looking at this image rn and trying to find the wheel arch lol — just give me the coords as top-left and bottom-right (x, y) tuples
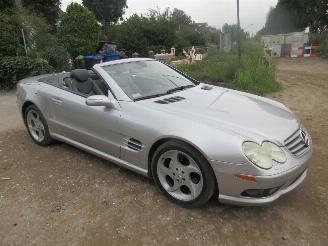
(22, 101), (35, 125)
(147, 136), (219, 200)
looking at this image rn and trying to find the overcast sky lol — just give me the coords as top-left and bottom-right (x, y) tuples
(61, 0), (278, 34)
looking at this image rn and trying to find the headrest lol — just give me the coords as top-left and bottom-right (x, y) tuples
(70, 69), (90, 82)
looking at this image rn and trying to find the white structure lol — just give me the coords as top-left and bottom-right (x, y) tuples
(220, 33), (232, 52)
(262, 32), (309, 57)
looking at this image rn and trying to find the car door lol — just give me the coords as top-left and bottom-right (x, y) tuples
(49, 86), (122, 158)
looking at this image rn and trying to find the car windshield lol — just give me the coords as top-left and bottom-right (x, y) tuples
(102, 60), (195, 100)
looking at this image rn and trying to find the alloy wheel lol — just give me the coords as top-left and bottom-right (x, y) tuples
(26, 109), (45, 142)
(157, 150), (204, 201)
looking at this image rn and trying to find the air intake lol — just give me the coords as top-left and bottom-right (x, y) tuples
(154, 96), (185, 104)
(125, 138), (143, 151)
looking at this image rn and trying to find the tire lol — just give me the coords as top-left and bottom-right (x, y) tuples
(24, 104), (54, 146)
(151, 140), (216, 208)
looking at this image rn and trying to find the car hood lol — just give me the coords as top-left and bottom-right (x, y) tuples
(138, 84), (299, 145)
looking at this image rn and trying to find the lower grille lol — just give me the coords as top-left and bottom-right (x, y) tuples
(284, 127), (310, 157)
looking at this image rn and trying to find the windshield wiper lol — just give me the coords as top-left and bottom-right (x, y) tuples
(166, 85), (194, 94)
(135, 85), (194, 101)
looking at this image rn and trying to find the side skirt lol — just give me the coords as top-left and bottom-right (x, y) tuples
(51, 133), (149, 177)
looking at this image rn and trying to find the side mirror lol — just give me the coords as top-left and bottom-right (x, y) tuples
(86, 95), (113, 107)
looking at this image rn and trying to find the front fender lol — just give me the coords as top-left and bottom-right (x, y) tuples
(150, 123), (248, 164)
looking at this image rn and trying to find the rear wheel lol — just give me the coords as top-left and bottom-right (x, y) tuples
(151, 140), (216, 207)
(25, 105), (54, 146)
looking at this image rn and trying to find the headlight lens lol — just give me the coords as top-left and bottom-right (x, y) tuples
(261, 142), (287, 163)
(242, 141), (286, 169)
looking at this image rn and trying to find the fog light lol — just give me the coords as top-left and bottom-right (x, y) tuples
(241, 187), (280, 198)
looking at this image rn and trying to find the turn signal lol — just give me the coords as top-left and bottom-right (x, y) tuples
(234, 174), (257, 183)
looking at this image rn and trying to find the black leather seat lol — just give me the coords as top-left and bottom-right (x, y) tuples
(70, 69), (104, 96)
(93, 79), (108, 96)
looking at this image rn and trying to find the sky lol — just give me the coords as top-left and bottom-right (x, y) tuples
(61, 0), (278, 34)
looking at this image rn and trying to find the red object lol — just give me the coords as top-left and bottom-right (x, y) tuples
(285, 47), (292, 58)
(297, 47), (304, 58)
(311, 46), (320, 57)
(234, 174), (257, 183)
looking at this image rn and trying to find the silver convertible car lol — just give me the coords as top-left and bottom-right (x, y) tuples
(16, 58), (312, 207)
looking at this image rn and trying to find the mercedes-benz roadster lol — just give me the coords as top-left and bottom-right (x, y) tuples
(16, 58), (312, 207)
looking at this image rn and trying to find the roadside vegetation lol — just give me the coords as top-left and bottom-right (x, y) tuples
(177, 40), (280, 95)
(314, 33), (328, 58)
(233, 41), (279, 94)
(176, 52), (238, 83)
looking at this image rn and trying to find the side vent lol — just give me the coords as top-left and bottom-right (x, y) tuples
(154, 96), (185, 104)
(125, 138), (143, 151)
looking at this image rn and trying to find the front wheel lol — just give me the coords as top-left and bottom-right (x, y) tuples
(151, 140), (216, 208)
(25, 105), (54, 146)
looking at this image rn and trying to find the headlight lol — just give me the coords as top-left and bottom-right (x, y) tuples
(242, 141), (287, 169)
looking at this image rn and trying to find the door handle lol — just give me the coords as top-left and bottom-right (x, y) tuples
(51, 97), (63, 105)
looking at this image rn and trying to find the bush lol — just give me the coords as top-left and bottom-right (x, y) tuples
(319, 39), (328, 58)
(0, 11), (23, 56)
(20, 13), (71, 71)
(196, 47), (207, 54)
(0, 56), (53, 89)
(233, 42), (280, 95)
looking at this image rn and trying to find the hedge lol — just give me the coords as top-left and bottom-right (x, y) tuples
(0, 56), (53, 89)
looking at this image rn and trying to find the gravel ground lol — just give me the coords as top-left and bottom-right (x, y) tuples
(0, 58), (328, 246)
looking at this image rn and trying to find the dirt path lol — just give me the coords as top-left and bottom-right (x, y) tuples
(0, 58), (328, 246)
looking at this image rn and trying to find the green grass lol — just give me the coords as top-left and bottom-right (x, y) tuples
(233, 42), (280, 94)
(319, 39), (328, 58)
(176, 52), (238, 83)
(176, 41), (281, 95)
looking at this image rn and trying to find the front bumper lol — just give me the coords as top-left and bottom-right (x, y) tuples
(210, 149), (312, 206)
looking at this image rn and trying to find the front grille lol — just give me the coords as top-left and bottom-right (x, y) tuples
(284, 128), (310, 157)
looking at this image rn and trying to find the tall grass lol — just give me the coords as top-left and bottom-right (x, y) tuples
(176, 52), (238, 83)
(233, 42), (280, 95)
(319, 39), (328, 58)
(175, 40), (280, 95)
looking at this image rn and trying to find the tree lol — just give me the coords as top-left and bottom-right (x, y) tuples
(20, 13), (70, 71)
(170, 8), (192, 30)
(82, 0), (127, 25)
(106, 8), (213, 54)
(261, 0), (327, 34)
(113, 15), (148, 55)
(261, 5), (305, 35)
(0, 0), (15, 11)
(0, 11), (22, 56)
(305, 0), (328, 33)
(21, 0), (60, 27)
(175, 26), (206, 48)
(222, 23), (247, 42)
(58, 3), (100, 59)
